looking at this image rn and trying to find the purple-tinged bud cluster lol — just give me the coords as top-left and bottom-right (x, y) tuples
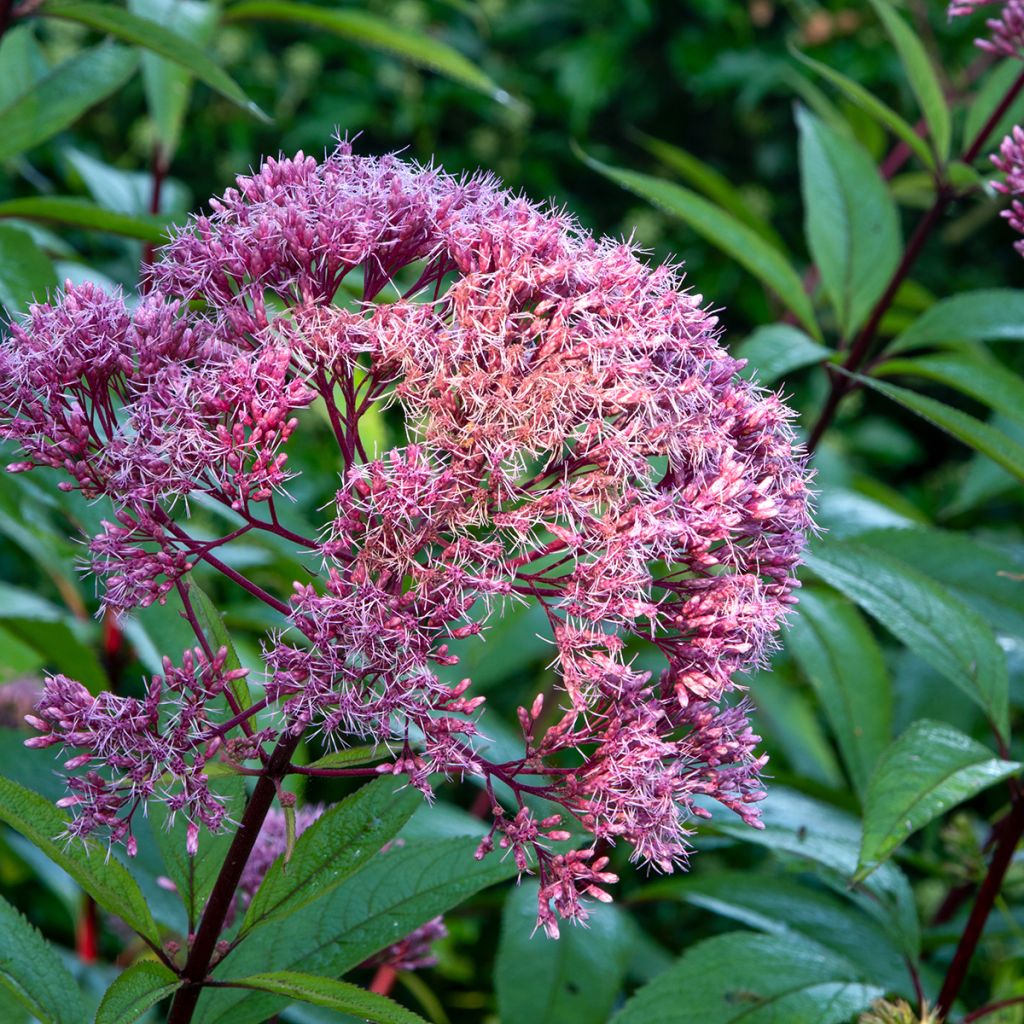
(2, 142), (812, 933)
(949, 0), (1024, 57)
(993, 125), (1024, 255)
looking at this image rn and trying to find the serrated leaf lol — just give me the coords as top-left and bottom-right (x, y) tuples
(0, 197), (171, 241)
(579, 148), (820, 338)
(854, 371), (1024, 483)
(0, 224), (57, 316)
(803, 538), (1009, 738)
(0, 776), (160, 945)
(888, 289), (1024, 352)
(788, 588), (892, 798)
(609, 931), (882, 1024)
(38, 1), (265, 120)
(223, 1), (503, 100)
(867, 0), (950, 161)
(240, 777), (421, 937)
(0, 43), (138, 162)
(194, 836), (518, 1024)
(796, 106), (901, 337)
(304, 746), (385, 771)
(185, 577), (252, 711)
(0, 892), (85, 1024)
(734, 324), (831, 385)
(496, 881), (630, 1024)
(95, 960), (181, 1024)
(857, 720), (1020, 879)
(792, 48), (936, 171)
(230, 972), (427, 1024)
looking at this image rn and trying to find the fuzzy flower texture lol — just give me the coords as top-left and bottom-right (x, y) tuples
(1, 144), (811, 936)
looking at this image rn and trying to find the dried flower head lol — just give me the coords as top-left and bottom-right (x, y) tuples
(2, 141), (812, 933)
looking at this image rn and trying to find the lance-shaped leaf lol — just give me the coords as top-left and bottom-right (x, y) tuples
(239, 777), (421, 937)
(185, 577), (252, 710)
(0, 224), (57, 316)
(0, 197), (171, 241)
(796, 106), (901, 337)
(0, 43), (138, 162)
(95, 960), (182, 1024)
(857, 720), (1020, 880)
(735, 324), (831, 386)
(0, 777), (160, 945)
(803, 538), (1009, 739)
(0, 893), (86, 1024)
(888, 289), (1024, 352)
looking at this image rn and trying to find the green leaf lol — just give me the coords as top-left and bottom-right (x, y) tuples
(185, 577), (252, 711)
(0, 892), (85, 1024)
(609, 931), (881, 1024)
(888, 289), (1024, 352)
(866, 0), (950, 161)
(194, 836), (518, 1024)
(963, 59), (1024, 156)
(0, 197), (171, 242)
(710, 788), (920, 955)
(0, 776), (160, 945)
(854, 371), (1024, 484)
(857, 721), (1019, 880)
(229, 972), (427, 1024)
(645, 872), (911, 993)
(496, 881), (630, 1024)
(129, 0), (219, 161)
(791, 48), (936, 171)
(788, 588), (892, 798)
(634, 132), (786, 250)
(579, 148), (820, 338)
(64, 148), (190, 216)
(304, 746), (386, 771)
(240, 777), (421, 937)
(876, 350), (1024, 425)
(223, 1), (504, 101)
(803, 537), (1009, 738)
(796, 106), (901, 337)
(0, 26), (48, 110)
(0, 224), (57, 316)
(95, 960), (182, 1024)
(734, 324), (831, 386)
(37, 1), (264, 120)
(0, 43), (138, 162)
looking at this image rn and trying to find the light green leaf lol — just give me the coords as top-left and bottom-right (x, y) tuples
(223, 1), (503, 101)
(240, 777), (421, 937)
(857, 720), (1020, 879)
(496, 881), (630, 1024)
(0, 776), (160, 945)
(304, 746), (386, 771)
(609, 931), (881, 1024)
(855, 371), (1024, 483)
(0, 225), (57, 316)
(579, 148), (820, 338)
(734, 324), (831, 385)
(792, 48), (935, 170)
(230, 972), (427, 1024)
(796, 106), (901, 337)
(888, 289), (1024, 352)
(64, 149), (190, 216)
(0, 197), (171, 241)
(803, 537), (1009, 738)
(185, 577), (251, 711)
(38, 1), (264, 120)
(0, 42), (138, 162)
(788, 588), (892, 798)
(95, 960), (182, 1024)
(867, 0), (950, 161)
(0, 893), (85, 1024)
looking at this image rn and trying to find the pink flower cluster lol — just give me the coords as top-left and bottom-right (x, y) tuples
(949, 0), (1024, 57)
(2, 143), (811, 933)
(993, 125), (1024, 255)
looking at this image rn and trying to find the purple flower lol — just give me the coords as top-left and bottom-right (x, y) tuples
(993, 125), (1024, 256)
(949, 0), (1024, 57)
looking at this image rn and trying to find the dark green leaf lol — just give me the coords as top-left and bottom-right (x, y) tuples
(609, 931), (881, 1024)
(496, 881), (630, 1024)
(240, 777), (421, 937)
(185, 577), (252, 710)
(963, 59), (1024, 155)
(734, 324), (831, 385)
(0, 224), (57, 316)
(304, 746), (386, 771)
(0, 893), (85, 1024)
(0, 43), (138, 162)
(0, 197), (171, 242)
(38, 1), (264, 119)
(0, 776), (160, 945)
(0, 25), (47, 111)
(796, 106), (901, 336)
(803, 538), (1009, 738)
(95, 960), (182, 1024)
(788, 588), (892, 798)
(223, 1), (503, 101)
(888, 289), (1024, 352)
(579, 148), (820, 338)
(857, 720), (1020, 879)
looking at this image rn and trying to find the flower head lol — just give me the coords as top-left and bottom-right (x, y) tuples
(949, 0), (1024, 57)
